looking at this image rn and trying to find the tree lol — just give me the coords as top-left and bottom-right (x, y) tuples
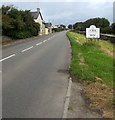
(2, 5), (40, 39)
(60, 24), (66, 29)
(73, 17), (111, 33)
(83, 18), (110, 29)
(101, 26), (112, 34)
(73, 22), (84, 31)
(111, 23), (115, 34)
(68, 24), (72, 29)
(1, 5), (11, 15)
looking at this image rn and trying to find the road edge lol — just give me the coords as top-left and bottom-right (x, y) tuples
(62, 31), (72, 118)
(2, 33), (54, 47)
(62, 77), (72, 118)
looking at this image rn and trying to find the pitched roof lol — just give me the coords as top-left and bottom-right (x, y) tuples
(31, 11), (43, 20)
(31, 12), (39, 19)
(45, 23), (52, 28)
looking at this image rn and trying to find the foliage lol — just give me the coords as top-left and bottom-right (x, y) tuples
(83, 18), (110, 29)
(1, 5), (11, 15)
(15, 31), (32, 39)
(60, 24), (66, 29)
(72, 17), (114, 34)
(2, 5), (40, 39)
(101, 26), (112, 34)
(52, 27), (65, 32)
(73, 22), (84, 30)
(68, 24), (72, 29)
(111, 23), (115, 34)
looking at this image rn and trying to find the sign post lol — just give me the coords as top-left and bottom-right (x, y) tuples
(86, 25), (100, 38)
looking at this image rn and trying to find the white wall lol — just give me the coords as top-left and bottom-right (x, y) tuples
(34, 14), (44, 35)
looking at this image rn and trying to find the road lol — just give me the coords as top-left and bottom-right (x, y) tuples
(2, 31), (71, 118)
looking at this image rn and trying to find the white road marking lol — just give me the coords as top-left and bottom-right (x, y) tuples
(21, 46), (33, 52)
(0, 54), (15, 62)
(36, 42), (42, 46)
(43, 40), (47, 42)
(50, 36), (54, 39)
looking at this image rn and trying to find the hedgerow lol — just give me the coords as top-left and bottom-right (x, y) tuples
(1, 5), (40, 39)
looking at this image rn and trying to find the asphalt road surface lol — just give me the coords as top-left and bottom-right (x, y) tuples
(2, 31), (71, 118)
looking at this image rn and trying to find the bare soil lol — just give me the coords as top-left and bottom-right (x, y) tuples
(84, 81), (114, 118)
(101, 47), (113, 56)
(67, 81), (101, 118)
(67, 80), (114, 118)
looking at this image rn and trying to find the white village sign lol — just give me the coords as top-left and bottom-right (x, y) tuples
(86, 25), (100, 38)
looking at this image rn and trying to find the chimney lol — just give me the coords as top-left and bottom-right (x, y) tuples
(37, 8), (40, 13)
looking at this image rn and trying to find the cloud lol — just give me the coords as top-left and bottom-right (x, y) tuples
(39, 2), (113, 24)
(1, 0), (113, 2)
(2, 2), (113, 25)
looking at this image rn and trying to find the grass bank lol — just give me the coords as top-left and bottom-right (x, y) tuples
(67, 32), (114, 118)
(67, 32), (113, 87)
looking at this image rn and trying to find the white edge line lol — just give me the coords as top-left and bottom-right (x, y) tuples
(21, 46), (33, 52)
(0, 54), (15, 62)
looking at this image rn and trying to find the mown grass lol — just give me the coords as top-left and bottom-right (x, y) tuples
(67, 32), (114, 87)
(71, 32), (113, 51)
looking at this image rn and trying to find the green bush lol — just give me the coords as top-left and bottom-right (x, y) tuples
(15, 31), (32, 39)
(52, 28), (65, 32)
(101, 26), (112, 34)
(111, 23), (115, 34)
(28, 27), (38, 36)
(2, 5), (40, 39)
(33, 23), (40, 34)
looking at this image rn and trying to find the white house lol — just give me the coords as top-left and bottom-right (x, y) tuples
(31, 8), (45, 35)
(45, 23), (52, 34)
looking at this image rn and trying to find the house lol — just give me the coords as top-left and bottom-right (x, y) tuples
(51, 25), (58, 29)
(31, 8), (45, 35)
(45, 22), (52, 34)
(44, 27), (48, 35)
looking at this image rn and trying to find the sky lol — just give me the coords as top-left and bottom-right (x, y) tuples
(1, 0), (114, 26)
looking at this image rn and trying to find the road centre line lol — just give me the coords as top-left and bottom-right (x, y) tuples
(1, 37), (53, 62)
(21, 46), (33, 52)
(36, 42), (42, 46)
(0, 54), (15, 62)
(43, 40), (47, 42)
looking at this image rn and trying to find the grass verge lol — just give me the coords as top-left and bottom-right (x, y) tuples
(67, 32), (114, 118)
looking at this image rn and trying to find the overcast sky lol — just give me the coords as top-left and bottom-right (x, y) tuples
(2, 1), (114, 25)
